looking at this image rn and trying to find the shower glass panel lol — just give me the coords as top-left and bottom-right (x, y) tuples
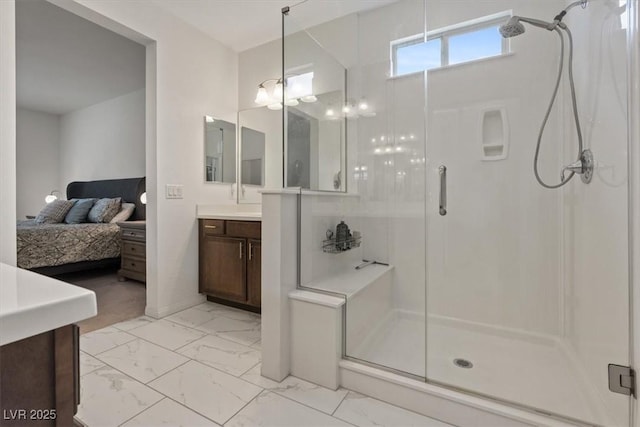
(285, 0), (427, 379)
(286, 0), (632, 425)
(424, 0), (630, 424)
(283, 7), (346, 192)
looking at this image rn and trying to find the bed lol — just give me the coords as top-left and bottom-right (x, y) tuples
(17, 177), (146, 276)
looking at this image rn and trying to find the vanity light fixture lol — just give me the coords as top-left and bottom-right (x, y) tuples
(45, 190), (61, 203)
(273, 79), (284, 99)
(254, 78), (283, 105)
(255, 72), (317, 107)
(254, 85), (269, 104)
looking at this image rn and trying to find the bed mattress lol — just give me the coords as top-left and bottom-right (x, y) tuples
(16, 220), (121, 269)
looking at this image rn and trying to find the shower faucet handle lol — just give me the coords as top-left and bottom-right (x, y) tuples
(560, 149), (594, 184)
(561, 159), (584, 181)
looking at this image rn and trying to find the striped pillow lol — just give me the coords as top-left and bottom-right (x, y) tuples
(35, 199), (76, 224)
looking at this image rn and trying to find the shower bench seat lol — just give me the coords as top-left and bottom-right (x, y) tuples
(288, 263), (394, 390)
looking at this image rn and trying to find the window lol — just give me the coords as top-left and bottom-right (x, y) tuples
(392, 13), (510, 76)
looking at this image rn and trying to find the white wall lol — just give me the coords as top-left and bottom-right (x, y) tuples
(562, 1), (630, 425)
(54, 0), (239, 318)
(16, 108), (60, 219)
(59, 89), (145, 190)
(0, 0), (17, 266)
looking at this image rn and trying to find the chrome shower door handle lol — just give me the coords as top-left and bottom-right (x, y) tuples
(439, 165), (447, 216)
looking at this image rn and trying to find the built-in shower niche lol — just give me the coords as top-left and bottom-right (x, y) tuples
(479, 106), (508, 161)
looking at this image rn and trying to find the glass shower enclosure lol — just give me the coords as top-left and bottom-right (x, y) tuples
(284, 0), (633, 425)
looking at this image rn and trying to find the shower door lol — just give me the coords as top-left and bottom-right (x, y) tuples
(424, 1), (631, 425)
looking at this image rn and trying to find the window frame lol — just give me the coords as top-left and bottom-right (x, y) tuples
(391, 12), (511, 76)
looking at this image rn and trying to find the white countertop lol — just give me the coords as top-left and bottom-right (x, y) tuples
(0, 263), (97, 346)
(196, 204), (262, 221)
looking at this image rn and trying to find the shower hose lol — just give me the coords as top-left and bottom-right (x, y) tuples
(534, 25), (584, 189)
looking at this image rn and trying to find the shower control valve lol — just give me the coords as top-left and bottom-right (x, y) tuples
(561, 149), (593, 184)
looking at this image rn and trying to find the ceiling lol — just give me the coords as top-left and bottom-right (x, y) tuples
(15, 0), (395, 115)
(151, 0), (398, 52)
(16, 0), (145, 115)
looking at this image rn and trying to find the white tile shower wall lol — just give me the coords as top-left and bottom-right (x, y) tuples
(421, 0), (565, 336)
(354, 1), (427, 316)
(299, 194), (363, 286)
(562, 1), (630, 425)
(273, 0), (567, 335)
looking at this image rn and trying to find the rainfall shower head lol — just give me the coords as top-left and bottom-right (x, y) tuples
(499, 16), (525, 38)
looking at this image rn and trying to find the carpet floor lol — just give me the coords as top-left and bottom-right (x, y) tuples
(56, 267), (146, 334)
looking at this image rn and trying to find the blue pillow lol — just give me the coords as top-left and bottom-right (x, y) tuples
(64, 198), (97, 224)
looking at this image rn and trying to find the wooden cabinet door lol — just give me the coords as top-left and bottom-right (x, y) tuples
(247, 239), (261, 307)
(200, 235), (247, 302)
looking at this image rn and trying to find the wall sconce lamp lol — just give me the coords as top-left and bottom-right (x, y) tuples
(140, 192), (147, 205)
(45, 190), (61, 204)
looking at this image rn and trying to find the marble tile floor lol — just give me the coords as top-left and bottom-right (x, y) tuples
(77, 301), (453, 427)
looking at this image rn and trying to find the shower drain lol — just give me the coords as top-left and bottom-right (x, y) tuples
(453, 358), (473, 369)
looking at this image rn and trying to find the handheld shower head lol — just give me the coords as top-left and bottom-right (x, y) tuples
(499, 16), (525, 38)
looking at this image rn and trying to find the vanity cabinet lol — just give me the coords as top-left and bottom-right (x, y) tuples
(0, 324), (80, 427)
(199, 219), (261, 311)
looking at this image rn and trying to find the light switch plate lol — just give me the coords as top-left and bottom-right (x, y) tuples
(165, 184), (184, 199)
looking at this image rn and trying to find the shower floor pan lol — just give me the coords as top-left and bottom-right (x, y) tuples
(348, 310), (609, 425)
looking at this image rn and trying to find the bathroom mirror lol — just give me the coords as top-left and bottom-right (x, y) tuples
(237, 106), (282, 203)
(204, 116), (236, 184)
(286, 90), (345, 191)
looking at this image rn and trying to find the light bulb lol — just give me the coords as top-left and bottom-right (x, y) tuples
(273, 80), (283, 99)
(254, 85), (269, 104)
(45, 194), (58, 203)
(359, 101), (369, 111)
(326, 108), (335, 117)
(267, 103), (283, 110)
(342, 105), (351, 114)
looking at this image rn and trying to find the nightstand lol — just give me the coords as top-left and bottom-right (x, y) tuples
(117, 221), (146, 283)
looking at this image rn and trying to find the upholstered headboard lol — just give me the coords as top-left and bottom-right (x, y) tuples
(66, 177), (146, 220)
